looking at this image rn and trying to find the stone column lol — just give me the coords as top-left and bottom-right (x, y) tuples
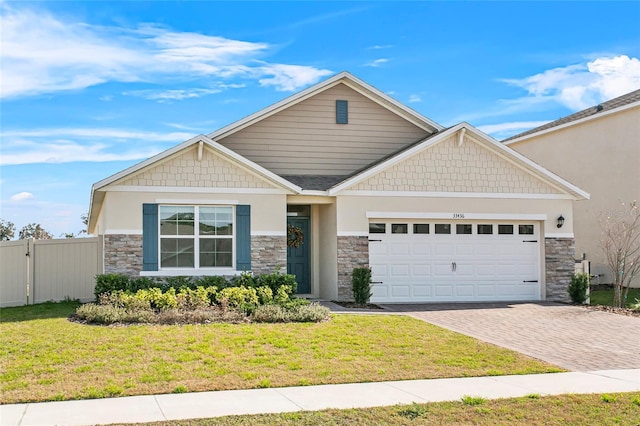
(251, 235), (287, 275)
(104, 234), (143, 276)
(337, 236), (369, 301)
(545, 238), (575, 302)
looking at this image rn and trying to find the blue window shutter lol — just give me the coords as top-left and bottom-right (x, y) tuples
(142, 203), (158, 271)
(236, 205), (251, 271)
(336, 100), (348, 124)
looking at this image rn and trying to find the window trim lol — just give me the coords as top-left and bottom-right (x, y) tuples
(158, 204), (235, 271)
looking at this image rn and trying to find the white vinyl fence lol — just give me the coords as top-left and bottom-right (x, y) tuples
(0, 237), (103, 307)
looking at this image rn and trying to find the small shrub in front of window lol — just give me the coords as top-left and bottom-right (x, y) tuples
(568, 273), (590, 304)
(194, 275), (229, 289)
(94, 273), (131, 299)
(231, 270), (256, 288)
(164, 276), (194, 291)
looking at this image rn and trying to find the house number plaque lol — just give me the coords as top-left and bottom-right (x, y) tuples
(452, 213), (465, 219)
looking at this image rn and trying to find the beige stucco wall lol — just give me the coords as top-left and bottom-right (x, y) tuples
(336, 196), (574, 238)
(318, 202), (338, 300)
(508, 106), (640, 285)
(99, 191), (286, 234)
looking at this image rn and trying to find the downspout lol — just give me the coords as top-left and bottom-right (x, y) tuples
(457, 127), (466, 147)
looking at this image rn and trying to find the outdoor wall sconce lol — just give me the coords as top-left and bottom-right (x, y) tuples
(557, 215), (565, 228)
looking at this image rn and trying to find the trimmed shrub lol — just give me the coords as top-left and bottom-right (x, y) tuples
(568, 273), (589, 304)
(176, 286), (211, 310)
(255, 268), (298, 295)
(75, 303), (154, 324)
(256, 286), (273, 305)
(94, 274), (130, 299)
(216, 286), (259, 313)
(288, 303), (330, 322)
(274, 285), (292, 305)
(252, 303), (330, 323)
(156, 307), (246, 325)
(194, 275), (229, 289)
(230, 271), (256, 288)
(164, 276), (194, 291)
(279, 297), (310, 309)
(127, 276), (157, 292)
(136, 287), (178, 311)
(251, 304), (289, 323)
(352, 267), (372, 304)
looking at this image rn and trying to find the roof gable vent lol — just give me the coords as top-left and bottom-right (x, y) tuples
(336, 100), (348, 124)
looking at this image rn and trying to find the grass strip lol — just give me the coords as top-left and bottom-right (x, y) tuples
(111, 392), (640, 425)
(1, 301), (562, 404)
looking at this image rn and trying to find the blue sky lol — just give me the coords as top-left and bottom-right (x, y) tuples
(1, 1), (639, 237)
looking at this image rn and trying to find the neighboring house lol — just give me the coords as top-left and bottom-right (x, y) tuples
(505, 89), (640, 287)
(88, 72), (588, 303)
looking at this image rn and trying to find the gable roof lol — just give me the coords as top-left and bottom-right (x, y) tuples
(87, 135), (302, 233)
(329, 122), (590, 200)
(208, 71), (444, 141)
(504, 88), (640, 144)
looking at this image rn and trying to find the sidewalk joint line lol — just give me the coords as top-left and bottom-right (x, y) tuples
(272, 388), (306, 411)
(153, 395), (168, 420)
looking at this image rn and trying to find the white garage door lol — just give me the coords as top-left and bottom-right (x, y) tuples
(369, 221), (541, 303)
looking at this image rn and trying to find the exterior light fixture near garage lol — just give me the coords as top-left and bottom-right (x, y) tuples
(557, 215), (565, 228)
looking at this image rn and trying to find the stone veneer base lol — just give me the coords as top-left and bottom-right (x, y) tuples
(337, 236), (369, 301)
(251, 235), (287, 275)
(104, 234), (143, 276)
(545, 237), (575, 303)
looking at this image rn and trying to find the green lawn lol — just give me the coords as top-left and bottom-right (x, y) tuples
(113, 393), (640, 426)
(589, 287), (640, 308)
(0, 301), (562, 404)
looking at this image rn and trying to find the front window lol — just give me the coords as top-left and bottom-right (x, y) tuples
(160, 206), (233, 269)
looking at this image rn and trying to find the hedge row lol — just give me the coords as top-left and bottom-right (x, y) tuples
(94, 270), (298, 299)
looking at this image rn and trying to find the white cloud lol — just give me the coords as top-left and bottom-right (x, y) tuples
(10, 192), (34, 201)
(477, 121), (550, 139)
(367, 45), (393, 50)
(502, 55), (640, 110)
(0, 3), (332, 98)
(408, 94), (422, 103)
(0, 128), (193, 165)
(124, 88), (223, 101)
(364, 58), (389, 68)
(99, 95), (113, 101)
(0, 140), (164, 165)
(1, 128), (192, 142)
(256, 64), (332, 92)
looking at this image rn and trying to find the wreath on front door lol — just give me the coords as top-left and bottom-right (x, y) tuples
(287, 225), (304, 248)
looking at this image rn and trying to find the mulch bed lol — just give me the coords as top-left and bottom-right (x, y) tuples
(331, 301), (384, 310)
(586, 305), (640, 318)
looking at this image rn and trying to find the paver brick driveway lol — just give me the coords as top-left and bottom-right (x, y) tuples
(381, 302), (640, 372)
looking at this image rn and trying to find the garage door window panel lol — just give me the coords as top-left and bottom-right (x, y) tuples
(435, 224), (451, 234)
(456, 224), (472, 235)
(477, 224), (493, 235)
(498, 225), (514, 235)
(413, 224), (430, 234)
(392, 224), (408, 234)
(369, 223), (386, 234)
(519, 225), (535, 235)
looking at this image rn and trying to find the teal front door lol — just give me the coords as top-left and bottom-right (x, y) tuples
(287, 216), (310, 294)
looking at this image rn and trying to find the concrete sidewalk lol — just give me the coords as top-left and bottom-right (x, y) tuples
(2, 369), (638, 426)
